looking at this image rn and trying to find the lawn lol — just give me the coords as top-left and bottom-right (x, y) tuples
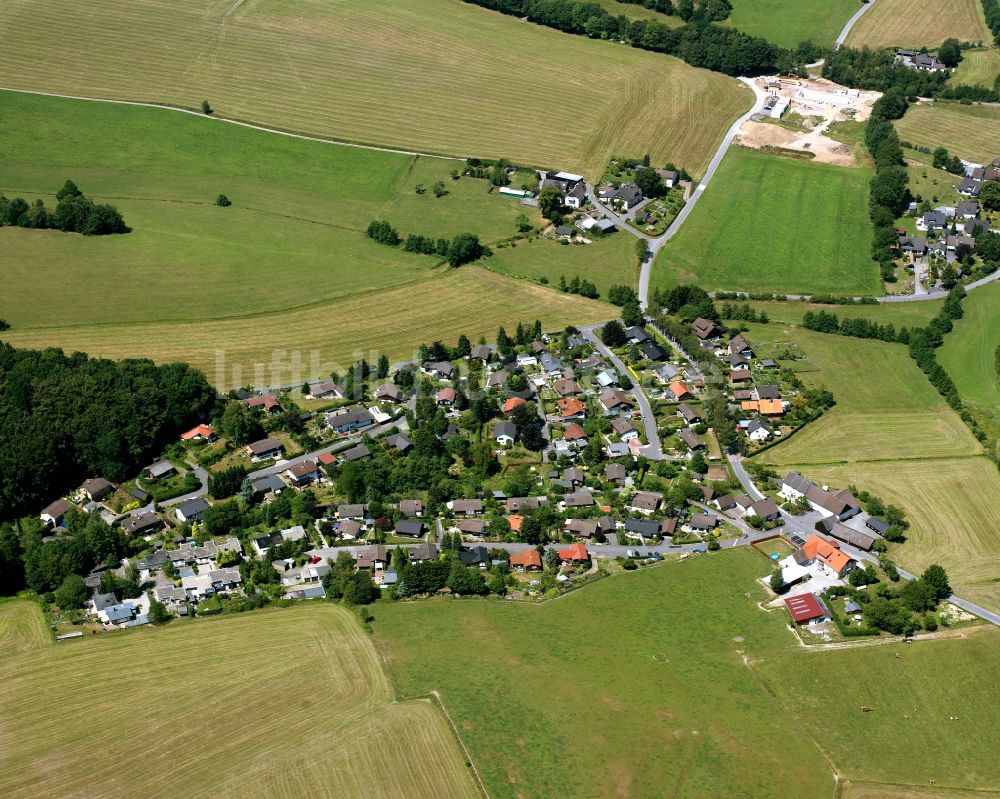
(375, 549), (837, 799)
(653, 147), (878, 296)
(0, 90), (613, 385)
(952, 47), (1000, 87)
(906, 157), (967, 208)
(895, 103), (1000, 165)
(754, 626), (1000, 792)
(0, 601), (479, 799)
(726, 0), (861, 48)
(844, 0), (993, 49)
(939, 279), (1000, 439)
(0, 0), (751, 179)
(488, 231), (640, 297)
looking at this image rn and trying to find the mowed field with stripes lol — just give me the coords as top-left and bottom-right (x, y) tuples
(844, 0), (993, 49)
(0, 601), (479, 799)
(0, 0), (751, 179)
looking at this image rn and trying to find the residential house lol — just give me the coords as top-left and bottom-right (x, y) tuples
(174, 497), (210, 524)
(249, 474), (286, 497)
(598, 389), (632, 416)
(246, 395), (281, 414)
(399, 499), (423, 516)
(494, 420), (517, 446)
(409, 542), (438, 562)
(611, 417), (638, 441)
(470, 344), (493, 361)
(437, 387), (456, 407)
(815, 517), (876, 551)
(326, 408), (374, 434)
(563, 467), (585, 485)
(375, 383), (403, 403)
(601, 182), (643, 210)
(640, 340), (667, 361)
(337, 519), (363, 539)
(356, 545), (389, 571)
(728, 334), (753, 357)
(801, 534), (856, 577)
(181, 423), (216, 442)
(628, 491), (660, 514)
(666, 382), (694, 402)
(384, 433), (413, 453)
(553, 378), (582, 397)
(450, 499), (483, 516)
(563, 423), (588, 446)
(81, 477), (113, 501)
(307, 380), (344, 400)
(778, 472), (815, 502)
(122, 512), (163, 537)
(245, 437), (283, 463)
(459, 546), (491, 568)
(730, 369), (752, 383)
(623, 518), (661, 539)
(457, 519), (487, 536)
(678, 429), (704, 450)
(625, 326), (650, 344)
(540, 352), (564, 375)
(563, 491), (595, 508)
(146, 461), (176, 480)
(557, 543), (589, 563)
(677, 403), (702, 424)
(565, 181), (587, 209)
(40, 498), (74, 527)
(596, 369), (619, 389)
(488, 369), (509, 389)
(687, 513), (718, 532)
(806, 485), (861, 520)
(505, 496), (548, 513)
(337, 503), (367, 520)
(396, 519), (426, 538)
(557, 397), (587, 420)
(959, 178), (981, 197)
(286, 459), (321, 485)
(746, 419), (771, 442)
(503, 397), (526, 415)
(339, 443), (371, 462)
(655, 363), (682, 384)
(749, 498), (781, 521)
(509, 549), (543, 571)
(692, 317), (722, 341)
(423, 360), (453, 378)
(898, 235), (927, 255)
(605, 463), (627, 484)
(714, 494), (737, 512)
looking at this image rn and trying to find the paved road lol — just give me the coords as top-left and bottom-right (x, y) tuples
(835, 0), (877, 48)
(160, 460), (210, 507)
(0, 87), (457, 160)
(726, 454), (1000, 627)
(582, 326), (664, 460)
(247, 418), (408, 479)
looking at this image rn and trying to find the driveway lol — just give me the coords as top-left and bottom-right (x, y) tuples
(160, 460), (210, 507)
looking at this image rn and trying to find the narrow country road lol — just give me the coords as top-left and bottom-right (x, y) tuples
(835, 0), (877, 49)
(160, 460), (210, 507)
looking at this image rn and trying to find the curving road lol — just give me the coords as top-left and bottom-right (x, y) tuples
(835, 0), (878, 49)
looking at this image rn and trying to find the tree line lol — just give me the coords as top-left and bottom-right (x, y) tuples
(366, 220), (485, 267)
(0, 180), (128, 235)
(0, 343), (216, 521)
(982, 0), (1000, 44)
(864, 90), (910, 283)
(459, 0), (810, 76)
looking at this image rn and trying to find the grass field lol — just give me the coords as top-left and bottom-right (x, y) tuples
(895, 103), (1000, 164)
(376, 549), (837, 799)
(489, 232), (639, 297)
(0, 0), (751, 179)
(952, 47), (1000, 87)
(653, 147), (879, 295)
(731, 299), (944, 328)
(0, 601), (479, 799)
(844, 0), (992, 49)
(939, 280), (1000, 439)
(0, 90), (613, 385)
(755, 626), (1000, 792)
(726, 0), (861, 48)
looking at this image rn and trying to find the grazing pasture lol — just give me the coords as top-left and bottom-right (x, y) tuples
(653, 147), (878, 295)
(894, 103), (1000, 165)
(0, 0), (751, 178)
(375, 549), (835, 799)
(844, 0), (992, 49)
(0, 602), (479, 799)
(755, 626), (1000, 792)
(726, 0), (860, 48)
(939, 279), (1000, 439)
(0, 90), (611, 385)
(952, 47), (1000, 87)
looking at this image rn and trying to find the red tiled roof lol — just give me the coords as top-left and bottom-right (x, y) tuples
(563, 423), (587, 441)
(503, 397), (526, 413)
(181, 423), (214, 441)
(510, 549), (542, 569)
(317, 452), (336, 466)
(247, 395), (280, 410)
(558, 397), (587, 417)
(558, 543), (589, 562)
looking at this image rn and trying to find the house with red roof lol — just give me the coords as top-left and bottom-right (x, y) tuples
(437, 387), (457, 406)
(246, 395), (281, 414)
(801, 534), (856, 577)
(181, 423), (216, 442)
(557, 543), (589, 563)
(557, 397), (587, 420)
(509, 549), (543, 571)
(783, 593), (828, 625)
(503, 397), (526, 414)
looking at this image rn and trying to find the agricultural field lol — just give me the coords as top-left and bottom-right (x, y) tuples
(653, 147), (880, 295)
(939, 279), (1000, 439)
(755, 626), (1000, 793)
(0, 602), (479, 799)
(0, 90), (612, 385)
(726, 0), (860, 48)
(0, 0), (752, 179)
(952, 47), (1000, 87)
(375, 549), (836, 799)
(595, 0), (685, 22)
(488, 232), (639, 297)
(895, 103), (1000, 165)
(745, 323), (980, 463)
(729, 298), (944, 329)
(844, 0), (992, 49)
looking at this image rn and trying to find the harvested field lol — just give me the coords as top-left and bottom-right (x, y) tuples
(844, 0), (992, 49)
(952, 47), (1000, 87)
(894, 102), (1000, 164)
(0, 0), (751, 178)
(0, 602), (479, 799)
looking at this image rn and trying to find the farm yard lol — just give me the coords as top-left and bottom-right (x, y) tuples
(843, 0), (993, 49)
(0, 90), (613, 384)
(939, 280), (1000, 440)
(652, 147), (879, 296)
(952, 47), (1000, 87)
(754, 626), (1000, 793)
(894, 103), (1000, 165)
(726, 0), (860, 48)
(0, 601), (479, 799)
(0, 0), (751, 179)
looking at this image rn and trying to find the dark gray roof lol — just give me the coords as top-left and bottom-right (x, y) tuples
(396, 519), (426, 536)
(251, 474), (286, 494)
(175, 497), (210, 518)
(494, 420), (517, 440)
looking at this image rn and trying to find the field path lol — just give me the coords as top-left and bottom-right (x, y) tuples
(0, 87), (458, 161)
(835, 0), (878, 48)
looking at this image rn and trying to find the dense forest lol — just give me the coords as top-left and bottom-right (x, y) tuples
(0, 344), (216, 520)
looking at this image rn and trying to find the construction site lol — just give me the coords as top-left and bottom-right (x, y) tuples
(737, 76), (882, 166)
